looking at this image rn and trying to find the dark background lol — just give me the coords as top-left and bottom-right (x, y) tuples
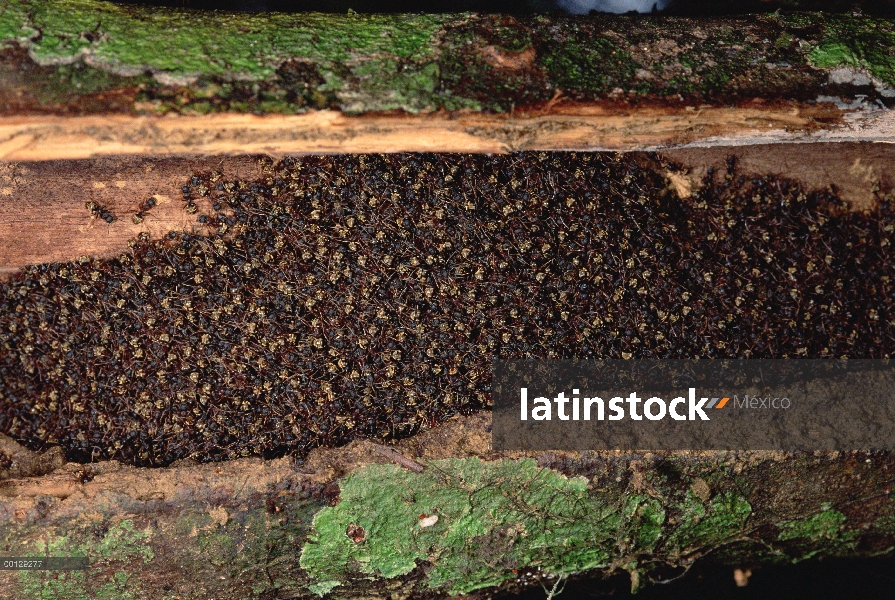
(506, 555), (895, 599)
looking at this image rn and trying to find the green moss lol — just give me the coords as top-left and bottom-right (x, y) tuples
(338, 59), (442, 113)
(20, 572), (91, 600)
(299, 459), (764, 594)
(0, 2), (33, 42)
(303, 459), (610, 594)
(775, 32), (795, 48)
(542, 38), (637, 96)
(301, 458), (753, 595)
(809, 43), (859, 69)
(0, 0), (458, 112)
(491, 27), (533, 54)
(91, 571), (139, 600)
(8, 1), (450, 80)
(93, 520), (154, 562)
(778, 508), (847, 542)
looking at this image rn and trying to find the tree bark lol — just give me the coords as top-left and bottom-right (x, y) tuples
(0, 5), (893, 158)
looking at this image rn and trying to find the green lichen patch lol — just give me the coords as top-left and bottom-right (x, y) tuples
(9, 1), (450, 81)
(776, 507), (860, 561)
(778, 508), (848, 542)
(665, 490), (752, 551)
(2, 0), (457, 113)
(334, 58), (443, 113)
(302, 458), (678, 595)
(16, 519), (153, 600)
(778, 13), (895, 87)
(541, 36), (636, 98)
(0, 2), (34, 43)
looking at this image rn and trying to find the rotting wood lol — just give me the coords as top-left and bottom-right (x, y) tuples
(0, 413), (893, 599)
(0, 103), (886, 162)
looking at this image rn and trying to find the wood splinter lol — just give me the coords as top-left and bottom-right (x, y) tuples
(370, 443), (425, 473)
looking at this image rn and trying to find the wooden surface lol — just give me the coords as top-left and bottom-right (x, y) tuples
(1, 103), (889, 161)
(1, 143), (892, 277)
(0, 156), (261, 276)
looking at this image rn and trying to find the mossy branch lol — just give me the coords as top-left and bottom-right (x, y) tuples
(0, 3), (893, 115)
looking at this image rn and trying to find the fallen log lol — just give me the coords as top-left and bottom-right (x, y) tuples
(1, 413), (893, 599)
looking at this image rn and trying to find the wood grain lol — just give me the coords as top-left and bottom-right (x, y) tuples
(0, 103), (878, 161)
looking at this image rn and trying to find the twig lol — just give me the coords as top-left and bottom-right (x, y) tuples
(370, 443), (425, 473)
(543, 573), (568, 600)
